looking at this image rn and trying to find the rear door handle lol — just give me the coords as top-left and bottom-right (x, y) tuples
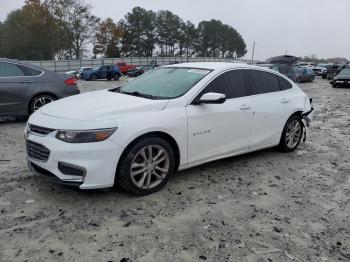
(280, 98), (290, 103)
(240, 104), (251, 110)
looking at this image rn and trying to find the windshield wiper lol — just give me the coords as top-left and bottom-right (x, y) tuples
(109, 86), (122, 92)
(120, 91), (165, 100)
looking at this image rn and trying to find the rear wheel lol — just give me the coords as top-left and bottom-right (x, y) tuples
(113, 74), (120, 81)
(278, 115), (303, 152)
(116, 137), (175, 195)
(29, 94), (55, 114)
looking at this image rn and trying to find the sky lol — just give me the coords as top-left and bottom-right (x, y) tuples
(1, 0), (349, 61)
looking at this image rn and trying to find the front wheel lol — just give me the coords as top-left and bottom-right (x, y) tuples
(278, 115), (303, 152)
(116, 137), (175, 195)
(29, 94), (56, 114)
(90, 74), (98, 81)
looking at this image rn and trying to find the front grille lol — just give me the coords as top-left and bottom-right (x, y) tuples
(26, 140), (50, 162)
(29, 124), (55, 135)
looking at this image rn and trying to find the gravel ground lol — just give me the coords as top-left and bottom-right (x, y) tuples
(0, 77), (349, 262)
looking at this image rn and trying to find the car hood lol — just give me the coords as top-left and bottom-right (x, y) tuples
(334, 75), (350, 80)
(40, 90), (169, 121)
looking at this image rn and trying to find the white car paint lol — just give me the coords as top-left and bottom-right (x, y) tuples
(25, 62), (312, 189)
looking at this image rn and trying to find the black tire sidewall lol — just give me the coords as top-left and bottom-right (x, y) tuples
(279, 115), (303, 152)
(117, 137), (175, 195)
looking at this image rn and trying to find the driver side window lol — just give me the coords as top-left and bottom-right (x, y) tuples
(197, 69), (246, 100)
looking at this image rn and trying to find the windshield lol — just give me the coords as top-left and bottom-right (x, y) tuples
(338, 69), (350, 76)
(119, 67), (211, 99)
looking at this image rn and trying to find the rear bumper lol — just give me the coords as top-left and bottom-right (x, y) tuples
(62, 86), (80, 98)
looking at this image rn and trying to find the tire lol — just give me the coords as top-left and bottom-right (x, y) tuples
(116, 137), (175, 195)
(29, 94), (56, 114)
(322, 75), (326, 79)
(113, 74), (120, 81)
(90, 74), (98, 81)
(278, 115), (303, 152)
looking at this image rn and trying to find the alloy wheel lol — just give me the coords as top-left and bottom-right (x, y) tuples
(33, 96), (54, 111)
(130, 145), (170, 189)
(285, 120), (302, 149)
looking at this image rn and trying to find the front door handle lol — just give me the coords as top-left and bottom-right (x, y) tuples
(280, 98), (290, 103)
(240, 104), (251, 110)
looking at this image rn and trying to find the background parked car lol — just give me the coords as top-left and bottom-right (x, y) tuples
(127, 66), (144, 77)
(257, 63), (297, 82)
(84, 65), (121, 81)
(64, 70), (79, 79)
(126, 65), (155, 77)
(78, 67), (93, 79)
(332, 68), (350, 88)
(326, 63), (349, 80)
(115, 62), (136, 74)
(295, 62), (315, 68)
(312, 63), (331, 76)
(150, 60), (159, 68)
(321, 64), (332, 79)
(294, 67), (315, 83)
(0, 59), (79, 116)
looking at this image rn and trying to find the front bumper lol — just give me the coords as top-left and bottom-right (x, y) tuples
(333, 80), (350, 88)
(25, 131), (124, 189)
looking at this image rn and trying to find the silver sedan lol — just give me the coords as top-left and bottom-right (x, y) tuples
(0, 59), (80, 116)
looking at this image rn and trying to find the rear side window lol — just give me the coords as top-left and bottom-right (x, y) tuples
(245, 70), (280, 95)
(0, 62), (24, 77)
(199, 70), (246, 99)
(18, 65), (42, 76)
(278, 76), (293, 90)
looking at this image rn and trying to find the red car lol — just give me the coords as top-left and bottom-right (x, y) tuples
(115, 62), (136, 74)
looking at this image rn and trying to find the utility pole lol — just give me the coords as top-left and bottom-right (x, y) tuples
(251, 41), (255, 61)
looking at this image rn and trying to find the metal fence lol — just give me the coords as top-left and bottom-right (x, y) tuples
(25, 57), (257, 73)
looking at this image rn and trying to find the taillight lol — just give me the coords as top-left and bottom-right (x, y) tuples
(65, 77), (77, 86)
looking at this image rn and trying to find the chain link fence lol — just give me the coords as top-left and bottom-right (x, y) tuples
(25, 57), (258, 73)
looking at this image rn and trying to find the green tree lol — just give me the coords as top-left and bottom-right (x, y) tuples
(182, 21), (198, 57)
(93, 18), (123, 58)
(45, 0), (100, 58)
(119, 7), (157, 56)
(0, 0), (66, 60)
(156, 10), (183, 57)
(196, 19), (246, 58)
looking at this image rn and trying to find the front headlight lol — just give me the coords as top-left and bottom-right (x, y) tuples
(56, 128), (117, 143)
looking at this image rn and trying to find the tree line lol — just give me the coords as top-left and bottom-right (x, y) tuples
(0, 0), (247, 60)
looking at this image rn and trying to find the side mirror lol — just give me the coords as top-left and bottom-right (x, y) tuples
(194, 92), (226, 105)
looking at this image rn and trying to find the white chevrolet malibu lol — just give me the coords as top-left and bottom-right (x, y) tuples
(25, 63), (313, 195)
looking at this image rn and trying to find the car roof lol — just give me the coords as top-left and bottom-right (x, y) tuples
(0, 58), (48, 72)
(163, 62), (261, 71)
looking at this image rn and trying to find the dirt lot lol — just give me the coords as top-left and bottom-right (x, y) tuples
(0, 77), (349, 262)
